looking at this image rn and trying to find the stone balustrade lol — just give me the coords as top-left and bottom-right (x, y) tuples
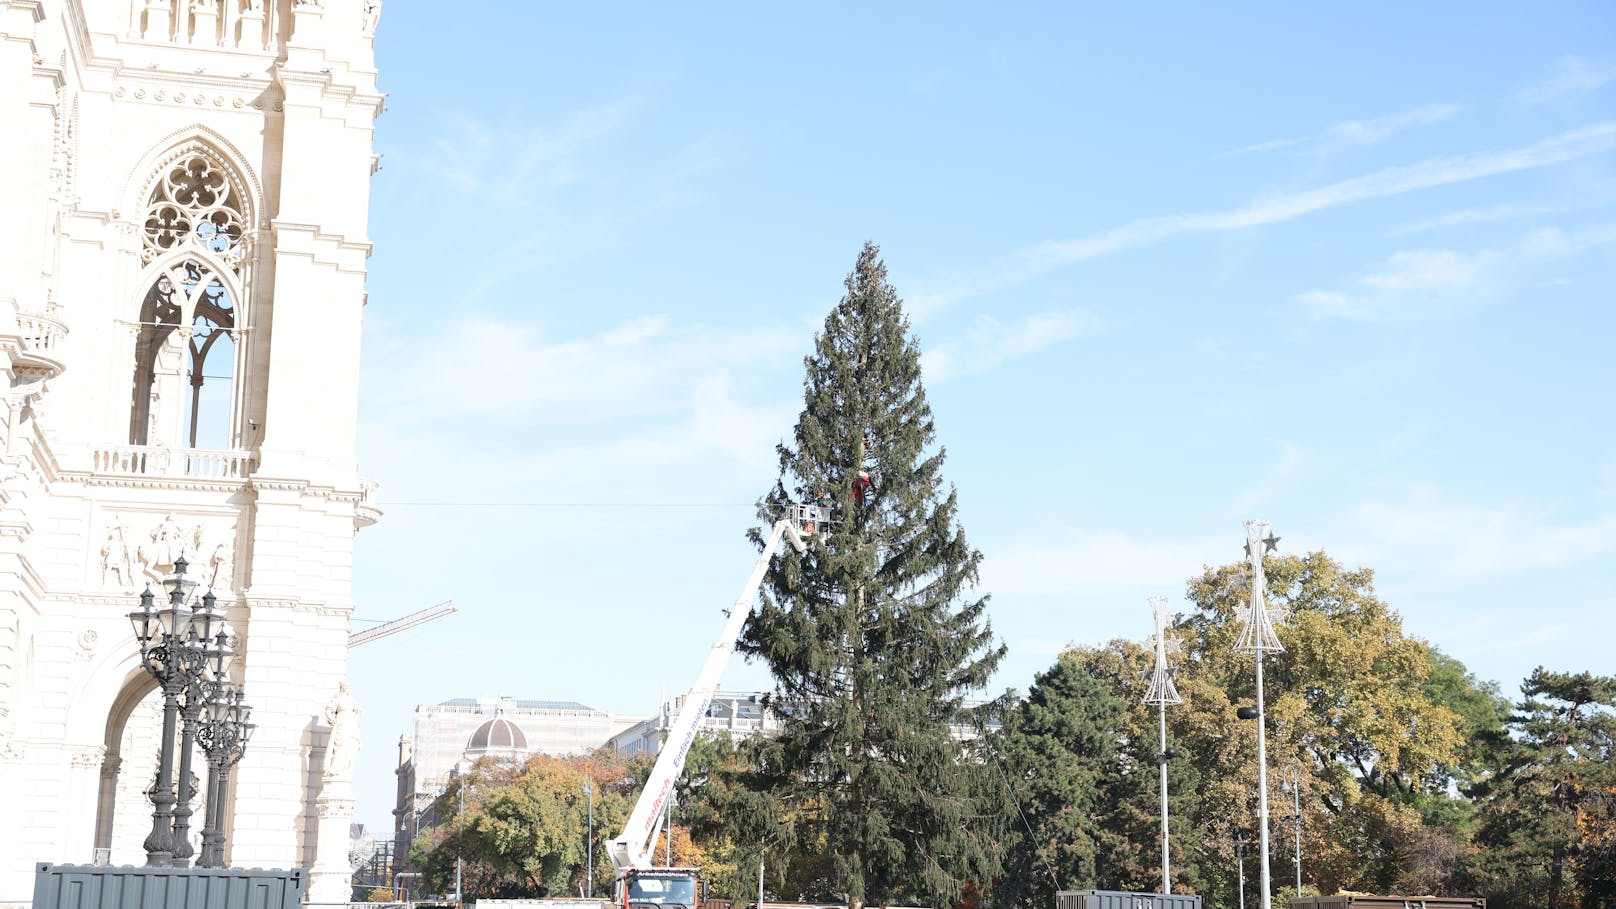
(16, 311), (67, 358)
(93, 445), (257, 480)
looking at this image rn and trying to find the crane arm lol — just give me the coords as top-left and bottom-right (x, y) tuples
(608, 517), (805, 872)
(347, 601), (457, 648)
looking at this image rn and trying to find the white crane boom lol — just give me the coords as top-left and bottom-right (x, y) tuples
(608, 510), (817, 874)
(347, 600), (457, 648)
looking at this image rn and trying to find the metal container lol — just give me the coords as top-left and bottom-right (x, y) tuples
(33, 863), (306, 909)
(1292, 892), (1480, 899)
(1056, 890), (1202, 909)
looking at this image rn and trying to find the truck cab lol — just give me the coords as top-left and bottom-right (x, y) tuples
(619, 868), (701, 909)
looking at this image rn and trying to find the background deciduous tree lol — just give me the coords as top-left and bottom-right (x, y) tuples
(1175, 551), (1467, 898)
(413, 751), (640, 899)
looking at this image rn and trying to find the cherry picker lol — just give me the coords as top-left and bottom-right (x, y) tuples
(605, 503), (828, 909)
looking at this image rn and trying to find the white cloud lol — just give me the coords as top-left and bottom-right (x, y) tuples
(923, 308), (1100, 382)
(1360, 249), (1491, 291)
(1213, 103), (1460, 160)
(1387, 203), (1566, 237)
(391, 95), (644, 205)
(1513, 55), (1616, 106)
(1318, 104), (1462, 153)
(1298, 247), (1497, 319)
(921, 123), (1616, 314)
(1298, 221), (1616, 320)
(1351, 487), (1616, 581)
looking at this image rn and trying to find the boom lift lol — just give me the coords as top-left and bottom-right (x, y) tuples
(606, 503), (828, 909)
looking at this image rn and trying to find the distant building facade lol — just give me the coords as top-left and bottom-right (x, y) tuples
(392, 696), (642, 866)
(607, 690), (778, 758)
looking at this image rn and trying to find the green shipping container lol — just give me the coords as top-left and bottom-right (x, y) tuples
(1056, 890), (1202, 909)
(33, 863), (306, 909)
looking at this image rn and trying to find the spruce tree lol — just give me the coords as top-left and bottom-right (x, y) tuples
(740, 242), (1005, 909)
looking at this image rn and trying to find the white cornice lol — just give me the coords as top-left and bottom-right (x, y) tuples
(56, 470), (253, 494)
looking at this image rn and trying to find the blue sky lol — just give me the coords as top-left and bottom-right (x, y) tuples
(347, 4), (1616, 833)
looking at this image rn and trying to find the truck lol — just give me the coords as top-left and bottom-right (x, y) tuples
(606, 503), (828, 909)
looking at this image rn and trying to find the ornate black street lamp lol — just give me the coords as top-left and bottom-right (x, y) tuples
(197, 680), (253, 868)
(172, 589), (227, 868)
(128, 557), (229, 868)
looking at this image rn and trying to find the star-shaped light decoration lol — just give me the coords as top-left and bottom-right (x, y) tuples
(1143, 596), (1184, 706)
(1234, 520), (1285, 654)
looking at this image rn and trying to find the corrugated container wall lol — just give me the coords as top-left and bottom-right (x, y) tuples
(32, 864), (306, 909)
(1057, 890), (1203, 909)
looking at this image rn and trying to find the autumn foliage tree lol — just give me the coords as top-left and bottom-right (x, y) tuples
(413, 751), (642, 899)
(1173, 551), (1469, 898)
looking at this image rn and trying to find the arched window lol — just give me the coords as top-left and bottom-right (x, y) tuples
(129, 149), (250, 449)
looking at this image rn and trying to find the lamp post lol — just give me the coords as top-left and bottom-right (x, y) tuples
(1233, 520), (1283, 909)
(1142, 596), (1183, 895)
(171, 588), (227, 868)
(584, 777), (594, 898)
(129, 557), (203, 867)
(1236, 831), (1250, 909)
(197, 681), (253, 868)
(1280, 766), (1302, 896)
(456, 779), (464, 907)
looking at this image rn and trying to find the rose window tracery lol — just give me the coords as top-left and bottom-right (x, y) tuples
(139, 153), (248, 273)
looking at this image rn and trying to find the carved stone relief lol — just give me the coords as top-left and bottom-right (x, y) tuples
(101, 514), (236, 591)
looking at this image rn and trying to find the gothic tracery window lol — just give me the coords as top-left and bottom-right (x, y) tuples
(129, 149), (250, 449)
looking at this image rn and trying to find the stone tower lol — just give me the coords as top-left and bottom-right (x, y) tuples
(0, 0), (382, 901)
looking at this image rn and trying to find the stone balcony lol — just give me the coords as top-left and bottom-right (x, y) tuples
(93, 445), (257, 481)
(13, 310), (68, 380)
(355, 477), (382, 528)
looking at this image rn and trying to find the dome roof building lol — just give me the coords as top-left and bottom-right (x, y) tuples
(466, 712), (529, 758)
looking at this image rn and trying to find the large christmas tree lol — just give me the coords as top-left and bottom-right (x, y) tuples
(740, 242), (1005, 909)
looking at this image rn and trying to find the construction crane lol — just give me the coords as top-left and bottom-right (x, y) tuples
(606, 502), (828, 909)
(347, 600), (457, 648)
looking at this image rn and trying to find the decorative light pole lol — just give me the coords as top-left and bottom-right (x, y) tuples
(197, 680), (253, 868)
(1280, 766), (1302, 896)
(171, 588), (227, 868)
(584, 776), (594, 898)
(1142, 595), (1183, 895)
(128, 557), (217, 867)
(456, 779), (464, 907)
(1233, 520), (1283, 909)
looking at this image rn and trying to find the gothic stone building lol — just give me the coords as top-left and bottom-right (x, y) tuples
(0, 0), (382, 902)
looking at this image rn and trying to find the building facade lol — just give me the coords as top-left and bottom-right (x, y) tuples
(606, 689), (778, 758)
(0, 0), (382, 903)
(391, 697), (641, 866)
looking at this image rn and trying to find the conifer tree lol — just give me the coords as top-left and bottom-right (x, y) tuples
(740, 242), (1005, 909)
